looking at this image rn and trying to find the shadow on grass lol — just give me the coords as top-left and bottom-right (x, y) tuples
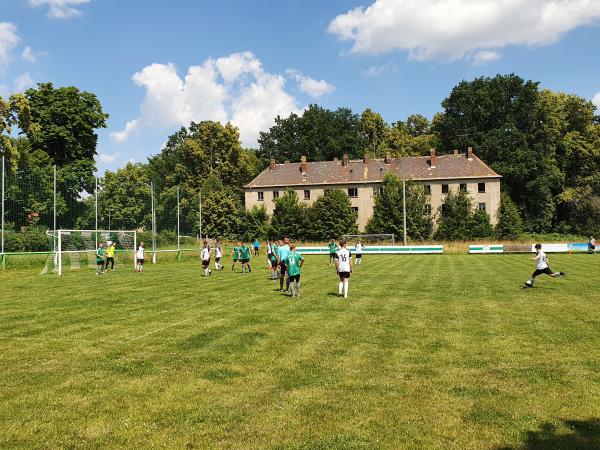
(497, 418), (600, 450)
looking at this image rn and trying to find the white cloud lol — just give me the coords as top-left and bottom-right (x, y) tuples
(287, 69), (335, 98)
(14, 72), (35, 92)
(363, 60), (399, 77)
(29, 0), (91, 19)
(98, 152), (120, 164)
(470, 50), (502, 65)
(22, 46), (37, 63)
(109, 119), (140, 144)
(0, 22), (20, 70)
(593, 93), (600, 108)
(329, 0), (600, 61)
(113, 51), (311, 147)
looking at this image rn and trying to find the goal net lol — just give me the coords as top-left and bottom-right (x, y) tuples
(46, 229), (137, 276)
(342, 234), (395, 245)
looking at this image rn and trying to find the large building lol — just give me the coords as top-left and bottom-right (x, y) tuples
(244, 148), (501, 231)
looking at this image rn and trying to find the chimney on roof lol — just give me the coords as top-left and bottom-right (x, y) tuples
(269, 159), (276, 170)
(333, 156), (339, 162)
(453, 149), (459, 156)
(363, 155), (369, 164)
(428, 148), (437, 168)
(385, 152), (392, 164)
(467, 147), (473, 160)
(342, 153), (349, 167)
(300, 155), (307, 173)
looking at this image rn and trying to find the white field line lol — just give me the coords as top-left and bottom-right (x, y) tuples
(125, 314), (204, 343)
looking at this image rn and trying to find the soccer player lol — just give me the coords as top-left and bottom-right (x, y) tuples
(335, 240), (352, 298)
(266, 239), (276, 280)
(287, 244), (304, 298)
(253, 238), (260, 257)
(355, 240), (363, 265)
(96, 241), (105, 275)
(105, 241), (116, 271)
(277, 237), (291, 292)
(201, 241), (212, 277)
(328, 239), (338, 265)
(589, 236), (596, 254)
(231, 242), (240, 271)
(215, 242), (224, 270)
(524, 244), (566, 288)
(239, 241), (252, 273)
(136, 241), (145, 272)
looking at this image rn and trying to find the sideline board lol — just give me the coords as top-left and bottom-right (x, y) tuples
(470, 243), (590, 254)
(296, 245), (443, 255)
(469, 245), (504, 254)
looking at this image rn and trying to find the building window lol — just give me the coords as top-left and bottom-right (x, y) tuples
(478, 182), (486, 193)
(352, 207), (359, 214)
(425, 204), (432, 215)
(273, 191), (279, 199)
(257, 191), (264, 201)
(460, 183), (467, 192)
(304, 189), (310, 200)
(373, 186), (383, 197)
(348, 187), (358, 198)
(424, 184), (431, 195)
(478, 203), (486, 211)
(442, 184), (449, 194)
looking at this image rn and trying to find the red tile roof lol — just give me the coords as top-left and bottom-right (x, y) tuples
(245, 152), (500, 189)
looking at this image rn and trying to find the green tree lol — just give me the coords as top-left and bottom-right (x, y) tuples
(434, 190), (475, 240)
(360, 108), (388, 157)
(495, 193), (524, 240)
(201, 189), (244, 240)
(270, 190), (308, 240)
(24, 83), (108, 192)
(557, 174), (600, 236)
(436, 74), (562, 232)
(240, 205), (270, 241)
(367, 174), (433, 241)
(0, 94), (37, 166)
(258, 105), (366, 162)
(307, 189), (357, 241)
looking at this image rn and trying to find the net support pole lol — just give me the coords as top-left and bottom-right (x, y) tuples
(151, 181), (156, 264)
(133, 231), (137, 270)
(402, 178), (407, 246)
(1, 155), (4, 256)
(176, 186), (181, 259)
(53, 165), (57, 253)
(95, 177), (98, 247)
(57, 230), (62, 276)
(199, 192), (202, 241)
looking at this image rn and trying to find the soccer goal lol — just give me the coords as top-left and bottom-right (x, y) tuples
(50, 229), (137, 276)
(342, 234), (395, 245)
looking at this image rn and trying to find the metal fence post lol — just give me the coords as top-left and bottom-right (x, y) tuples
(1, 156), (5, 257)
(151, 181), (156, 264)
(176, 186), (180, 258)
(199, 192), (202, 241)
(403, 178), (407, 246)
(95, 177), (98, 246)
(53, 165), (57, 253)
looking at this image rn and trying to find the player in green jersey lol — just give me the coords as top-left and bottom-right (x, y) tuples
(96, 241), (105, 275)
(286, 244), (304, 298)
(328, 239), (338, 265)
(231, 242), (240, 271)
(239, 241), (252, 273)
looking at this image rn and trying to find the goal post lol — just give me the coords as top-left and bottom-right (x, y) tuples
(54, 229), (137, 276)
(342, 234), (395, 245)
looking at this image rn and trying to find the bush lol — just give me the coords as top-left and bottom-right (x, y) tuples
(157, 230), (177, 247)
(3, 231), (24, 252)
(22, 229), (50, 252)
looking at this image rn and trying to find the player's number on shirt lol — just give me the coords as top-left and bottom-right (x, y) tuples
(339, 254), (347, 262)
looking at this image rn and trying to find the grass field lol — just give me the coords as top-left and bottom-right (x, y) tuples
(1, 254), (600, 449)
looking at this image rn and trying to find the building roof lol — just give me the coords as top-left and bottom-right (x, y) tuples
(245, 151), (501, 189)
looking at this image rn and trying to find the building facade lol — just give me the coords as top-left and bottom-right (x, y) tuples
(244, 148), (501, 231)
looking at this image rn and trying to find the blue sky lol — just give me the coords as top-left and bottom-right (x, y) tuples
(1, 0), (600, 174)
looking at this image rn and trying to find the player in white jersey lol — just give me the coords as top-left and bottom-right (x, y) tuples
(201, 241), (212, 277)
(524, 244), (566, 288)
(354, 241), (363, 265)
(335, 240), (352, 298)
(214, 243), (224, 270)
(135, 241), (145, 272)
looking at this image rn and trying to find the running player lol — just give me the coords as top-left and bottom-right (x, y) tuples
(335, 240), (352, 298)
(239, 241), (252, 273)
(136, 241), (145, 272)
(105, 241), (116, 271)
(231, 242), (240, 271)
(328, 239), (338, 265)
(286, 244), (304, 298)
(355, 240), (363, 265)
(96, 241), (105, 275)
(277, 237), (291, 292)
(215, 242), (224, 270)
(253, 238), (260, 256)
(201, 241), (212, 276)
(524, 244), (566, 288)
